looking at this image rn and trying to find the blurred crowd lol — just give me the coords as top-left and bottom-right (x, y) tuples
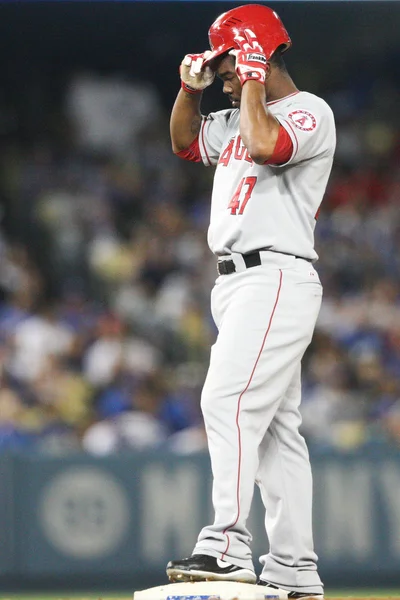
(0, 63), (400, 455)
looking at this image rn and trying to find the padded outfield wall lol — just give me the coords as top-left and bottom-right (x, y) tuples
(0, 446), (400, 592)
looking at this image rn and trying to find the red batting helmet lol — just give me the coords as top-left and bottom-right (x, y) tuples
(204, 4), (291, 67)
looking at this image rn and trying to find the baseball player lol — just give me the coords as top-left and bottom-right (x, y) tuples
(166, 5), (335, 599)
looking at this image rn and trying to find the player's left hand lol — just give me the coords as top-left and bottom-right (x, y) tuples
(230, 29), (268, 86)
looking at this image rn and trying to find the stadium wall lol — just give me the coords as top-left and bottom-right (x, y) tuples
(0, 446), (400, 592)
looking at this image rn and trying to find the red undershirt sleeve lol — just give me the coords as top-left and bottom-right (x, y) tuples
(175, 135), (201, 162)
(264, 125), (293, 165)
(176, 126), (292, 165)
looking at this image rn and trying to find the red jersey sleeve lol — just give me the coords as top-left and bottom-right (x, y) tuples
(175, 136), (201, 162)
(264, 125), (293, 165)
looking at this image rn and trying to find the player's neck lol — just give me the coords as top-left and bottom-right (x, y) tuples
(265, 72), (298, 104)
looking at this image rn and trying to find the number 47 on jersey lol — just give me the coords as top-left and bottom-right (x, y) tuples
(228, 176), (257, 215)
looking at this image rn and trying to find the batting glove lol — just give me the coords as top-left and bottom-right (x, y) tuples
(230, 29), (268, 86)
(180, 51), (215, 94)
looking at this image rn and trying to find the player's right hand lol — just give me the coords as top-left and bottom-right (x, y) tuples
(230, 29), (268, 86)
(180, 51), (215, 94)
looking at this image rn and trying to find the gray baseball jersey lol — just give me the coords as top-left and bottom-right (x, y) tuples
(198, 91), (336, 260)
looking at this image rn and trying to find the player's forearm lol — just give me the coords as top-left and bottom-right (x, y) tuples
(170, 89), (203, 153)
(239, 81), (280, 164)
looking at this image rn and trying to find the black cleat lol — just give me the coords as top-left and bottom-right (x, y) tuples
(166, 554), (257, 583)
(257, 580), (324, 599)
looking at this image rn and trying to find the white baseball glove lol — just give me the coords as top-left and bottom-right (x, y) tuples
(180, 50), (215, 93)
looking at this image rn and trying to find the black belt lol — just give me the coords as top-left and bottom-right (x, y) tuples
(217, 250), (311, 275)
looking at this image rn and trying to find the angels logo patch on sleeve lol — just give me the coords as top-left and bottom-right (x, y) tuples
(288, 110), (317, 132)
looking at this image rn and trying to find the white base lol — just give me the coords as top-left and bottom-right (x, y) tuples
(133, 581), (284, 600)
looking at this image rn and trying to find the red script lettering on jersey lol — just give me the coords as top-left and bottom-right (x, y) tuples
(218, 136), (253, 167)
